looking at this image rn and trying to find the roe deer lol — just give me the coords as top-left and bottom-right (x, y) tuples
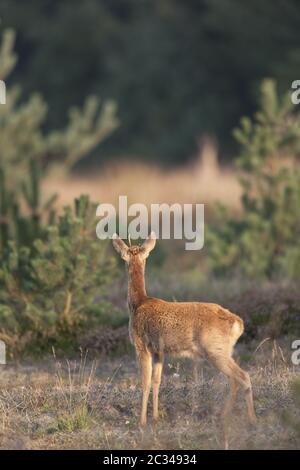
(112, 232), (256, 448)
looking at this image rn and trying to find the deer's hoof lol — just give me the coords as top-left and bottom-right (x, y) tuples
(139, 420), (147, 429)
(249, 414), (258, 427)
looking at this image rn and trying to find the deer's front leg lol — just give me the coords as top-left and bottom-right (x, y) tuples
(152, 352), (163, 422)
(138, 349), (152, 426)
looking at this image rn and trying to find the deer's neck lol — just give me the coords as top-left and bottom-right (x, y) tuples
(127, 260), (147, 312)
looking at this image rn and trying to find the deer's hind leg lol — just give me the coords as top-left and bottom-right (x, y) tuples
(211, 354), (256, 422)
(221, 377), (239, 450)
(208, 352), (256, 449)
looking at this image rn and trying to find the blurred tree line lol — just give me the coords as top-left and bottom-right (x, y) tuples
(1, 0), (300, 164)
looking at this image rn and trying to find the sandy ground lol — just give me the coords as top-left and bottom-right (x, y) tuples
(0, 349), (299, 450)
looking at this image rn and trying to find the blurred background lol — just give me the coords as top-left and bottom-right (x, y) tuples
(0, 0), (300, 451)
(2, 0), (300, 163)
(1, 0), (300, 350)
(2, 0), (300, 218)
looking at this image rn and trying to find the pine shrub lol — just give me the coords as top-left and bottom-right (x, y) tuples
(208, 80), (300, 279)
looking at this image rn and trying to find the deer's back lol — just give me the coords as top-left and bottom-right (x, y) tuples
(131, 297), (244, 357)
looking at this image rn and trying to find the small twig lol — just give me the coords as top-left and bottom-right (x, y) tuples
(253, 337), (271, 355)
(63, 290), (72, 317)
(278, 344), (287, 365)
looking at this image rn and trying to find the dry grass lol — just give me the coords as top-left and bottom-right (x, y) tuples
(0, 344), (299, 450)
(43, 140), (241, 213)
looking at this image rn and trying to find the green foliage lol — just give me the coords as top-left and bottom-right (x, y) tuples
(208, 80), (300, 279)
(0, 159), (57, 253)
(57, 404), (93, 433)
(0, 29), (120, 356)
(0, 195), (117, 355)
(0, 28), (119, 186)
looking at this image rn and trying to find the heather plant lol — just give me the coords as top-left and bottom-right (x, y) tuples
(208, 80), (300, 279)
(281, 377), (300, 437)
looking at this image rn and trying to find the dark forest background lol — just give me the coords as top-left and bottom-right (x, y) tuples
(1, 4), (300, 450)
(2, 0), (300, 165)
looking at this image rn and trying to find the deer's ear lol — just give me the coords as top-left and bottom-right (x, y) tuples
(141, 231), (156, 258)
(112, 234), (129, 261)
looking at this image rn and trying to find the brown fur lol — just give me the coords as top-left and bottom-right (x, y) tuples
(112, 233), (256, 448)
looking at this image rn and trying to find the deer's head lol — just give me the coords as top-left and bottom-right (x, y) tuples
(112, 232), (156, 267)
